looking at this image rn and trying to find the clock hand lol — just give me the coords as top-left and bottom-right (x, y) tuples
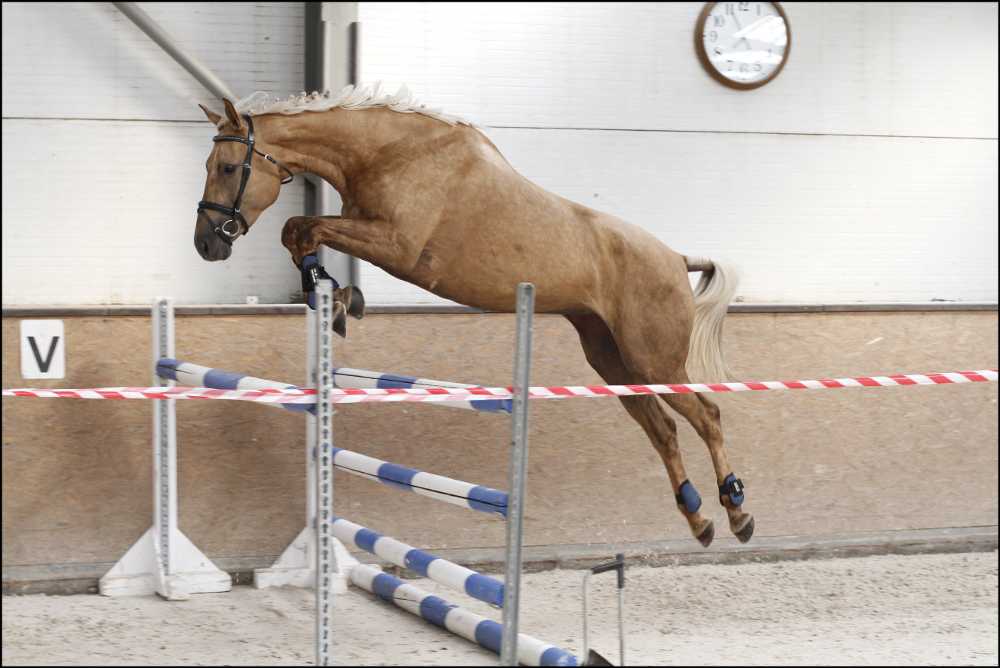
(730, 12), (753, 50)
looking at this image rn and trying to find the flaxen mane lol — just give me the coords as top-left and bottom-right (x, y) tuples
(223, 82), (474, 128)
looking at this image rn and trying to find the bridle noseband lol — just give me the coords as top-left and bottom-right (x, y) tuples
(198, 113), (294, 246)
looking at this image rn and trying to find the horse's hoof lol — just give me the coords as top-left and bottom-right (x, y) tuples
(332, 301), (347, 338)
(734, 515), (755, 543)
(347, 285), (365, 319)
(695, 520), (715, 548)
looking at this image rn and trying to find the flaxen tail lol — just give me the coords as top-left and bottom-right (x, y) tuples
(684, 256), (739, 383)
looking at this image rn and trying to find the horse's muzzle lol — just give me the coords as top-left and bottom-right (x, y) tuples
(194, 215), (233, 261)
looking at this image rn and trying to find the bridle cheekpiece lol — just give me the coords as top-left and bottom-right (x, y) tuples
(197, 113), (294, 246)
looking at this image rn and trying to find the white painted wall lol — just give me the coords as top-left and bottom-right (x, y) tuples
(2, 2), (997, 306)
(1, 2), (308, 305)
(357, 1), (998, 305)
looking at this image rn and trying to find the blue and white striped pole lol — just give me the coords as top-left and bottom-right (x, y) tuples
(156, 359), (313, 414)
(156, 359), (511, 414)
(156, 359), (508, 515)
(330, 367), (512, 414)
(332, 449), (507, 516)
(333, 517), (504, 607)
(350, 564), (578, 667)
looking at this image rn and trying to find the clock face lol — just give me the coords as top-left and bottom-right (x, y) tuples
(697, 2), (790, 89)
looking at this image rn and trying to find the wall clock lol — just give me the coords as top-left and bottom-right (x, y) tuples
(695, 2), (791, 90)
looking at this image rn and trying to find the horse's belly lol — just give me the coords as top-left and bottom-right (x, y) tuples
(409, 264), (593, 314)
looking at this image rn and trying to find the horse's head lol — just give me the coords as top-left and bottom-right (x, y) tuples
(194, 100), (293, 261)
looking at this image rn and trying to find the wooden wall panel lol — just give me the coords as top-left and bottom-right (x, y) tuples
(3, 310), (996, 576)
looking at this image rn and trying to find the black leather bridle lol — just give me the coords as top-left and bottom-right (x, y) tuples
(198, 114), (294, 246)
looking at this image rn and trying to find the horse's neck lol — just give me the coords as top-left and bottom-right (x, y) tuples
(264, 109), (417, 196)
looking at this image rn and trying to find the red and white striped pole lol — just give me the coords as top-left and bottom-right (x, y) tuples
(4, 369), (996, 405)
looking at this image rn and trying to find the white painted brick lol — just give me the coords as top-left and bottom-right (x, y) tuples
(2, 2), (996, 306)
(1, 119), (305, 304)
(1, 2), (307, 305)
(1, 2), (305, 121)
(361, 127), (998, 305)
(356, 1), (997, 306)
(358, 2), (998, 137)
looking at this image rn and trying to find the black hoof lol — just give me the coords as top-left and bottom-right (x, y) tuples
(695, 520), (715, 548)
(735, 515), (755, 543)
(347, 286), (366, 319)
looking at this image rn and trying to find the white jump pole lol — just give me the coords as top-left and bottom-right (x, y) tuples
(99, 297), (231, 599)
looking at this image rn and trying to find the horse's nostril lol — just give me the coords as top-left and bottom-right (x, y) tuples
(200, 240), (209, 256)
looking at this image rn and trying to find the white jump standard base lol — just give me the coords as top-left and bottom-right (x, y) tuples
(99, 297), (230, 600)
(253, 526), (357, 591)
(99, 527), (231, 599)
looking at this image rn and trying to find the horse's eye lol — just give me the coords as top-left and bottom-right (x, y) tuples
(223, 164), (237, 174)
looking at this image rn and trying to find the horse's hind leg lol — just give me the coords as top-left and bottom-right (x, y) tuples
(659, 387), (754, 542)
(606, 297), (755, 544)
(567, 314), (716, 547)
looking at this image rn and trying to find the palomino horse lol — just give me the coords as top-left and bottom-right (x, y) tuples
(194, 84), (751, 546)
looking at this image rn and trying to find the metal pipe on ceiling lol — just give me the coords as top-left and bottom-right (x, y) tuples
(115, 2), (361, 289)
(113, 1), (238, 101)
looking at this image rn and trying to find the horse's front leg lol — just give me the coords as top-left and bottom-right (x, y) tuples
(282, 215), (410, 334)
(281, 215), (411, 269)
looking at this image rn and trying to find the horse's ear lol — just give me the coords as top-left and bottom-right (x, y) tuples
(222, 99), (244, 130)
(198, 103), (222, 126)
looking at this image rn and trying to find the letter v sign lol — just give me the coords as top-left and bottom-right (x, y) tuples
(20, 320), (66, 379)
(28, 336), (60, 372)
